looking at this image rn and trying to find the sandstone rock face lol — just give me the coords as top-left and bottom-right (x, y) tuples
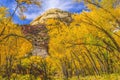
(30, 8), (73, 25)
(22, 25), (49, 57)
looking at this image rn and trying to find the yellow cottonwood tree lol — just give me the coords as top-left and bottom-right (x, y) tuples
(45, 2), (120, 76)
(0, 7), (32, 66)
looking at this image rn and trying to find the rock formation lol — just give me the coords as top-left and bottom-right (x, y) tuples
(22, 8), (73, 57)
(30, 8), (73, 25)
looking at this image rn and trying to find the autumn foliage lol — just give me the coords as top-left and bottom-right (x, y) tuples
(0, 0), (120, 80)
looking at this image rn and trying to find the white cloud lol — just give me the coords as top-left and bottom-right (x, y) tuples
(42, 0), (74, 10)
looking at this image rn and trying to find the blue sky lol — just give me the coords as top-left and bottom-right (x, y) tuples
(0, 0), (86, 25)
